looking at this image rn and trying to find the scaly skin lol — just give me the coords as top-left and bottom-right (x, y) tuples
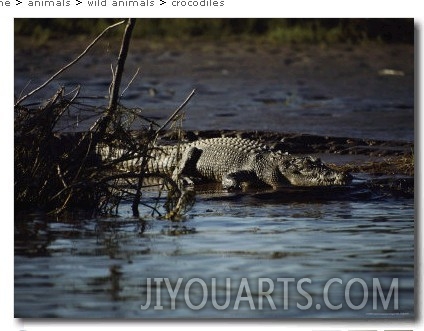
(99, 137), (351, 189)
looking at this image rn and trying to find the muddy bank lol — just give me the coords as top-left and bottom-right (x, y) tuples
(15, 40), (414, 141)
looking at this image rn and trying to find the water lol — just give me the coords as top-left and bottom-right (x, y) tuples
(14, 186), (414, 318)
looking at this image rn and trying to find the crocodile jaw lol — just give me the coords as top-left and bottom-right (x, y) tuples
(285, 170), (352, 186)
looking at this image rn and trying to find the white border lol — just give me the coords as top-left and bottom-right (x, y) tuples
(3, 2), (422, 330)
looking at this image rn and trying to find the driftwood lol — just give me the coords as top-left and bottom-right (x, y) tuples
(14, 18), (195, 219)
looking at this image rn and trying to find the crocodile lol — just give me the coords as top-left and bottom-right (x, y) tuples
(100, 137), (351, 189)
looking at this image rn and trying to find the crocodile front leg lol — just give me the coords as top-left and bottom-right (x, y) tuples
(172, 146), (203, 185)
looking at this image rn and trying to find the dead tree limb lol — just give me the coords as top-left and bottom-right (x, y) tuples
(93, 18), (136, 144)
(108, 18), (136, 113)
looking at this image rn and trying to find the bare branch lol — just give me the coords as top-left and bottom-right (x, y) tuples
(120, 67), (141, 98)
(108, 18), (136, 112)
(156, 89), (196, 135)
(15, 20), (126, 106)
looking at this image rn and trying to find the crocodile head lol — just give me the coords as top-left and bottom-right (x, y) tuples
(278, 155), (351, 186)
